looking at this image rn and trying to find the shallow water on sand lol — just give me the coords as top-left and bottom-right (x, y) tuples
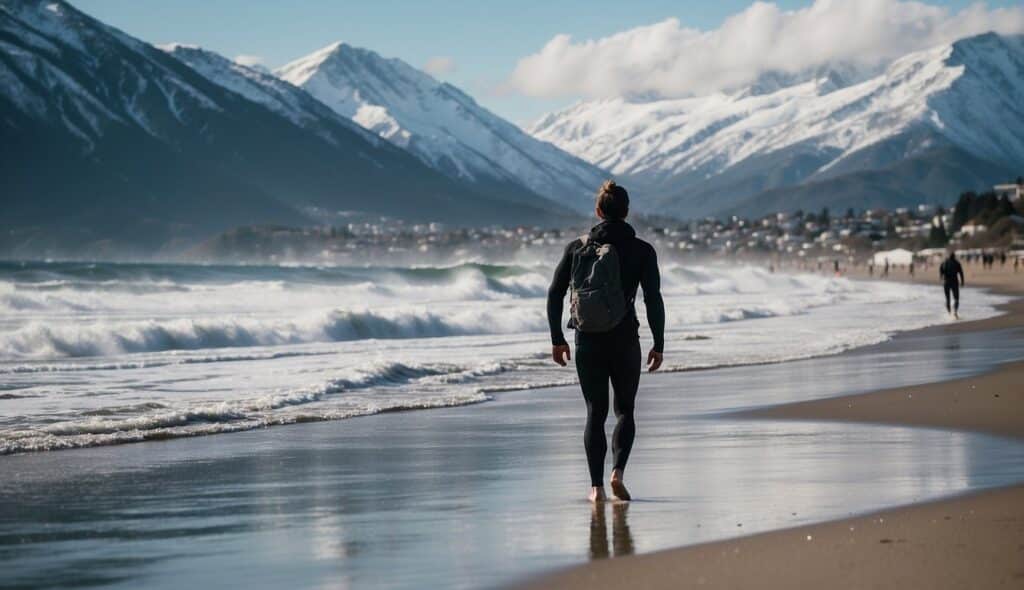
(2, 327), (1023, 589)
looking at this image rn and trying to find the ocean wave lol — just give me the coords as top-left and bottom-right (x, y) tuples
(0, 307), (548, 359)
(0, 265), (550, 317)
(0, 355), (536, 454)
(0, 349), (338, 374)
(0, 390), (491, 455)
(0, 394), (494, 455)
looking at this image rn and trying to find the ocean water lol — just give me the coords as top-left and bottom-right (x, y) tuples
(0, 259), (1006, 454)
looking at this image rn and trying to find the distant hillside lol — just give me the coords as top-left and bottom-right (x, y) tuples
(724, 143), (1018, 218)
(0, 1), (569, 259)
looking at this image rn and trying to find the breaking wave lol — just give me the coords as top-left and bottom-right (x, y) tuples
(0, 307), (549, 358)
(0, 358), (522, 454)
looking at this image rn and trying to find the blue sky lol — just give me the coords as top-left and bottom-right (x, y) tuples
(72, 0), (1020, 125)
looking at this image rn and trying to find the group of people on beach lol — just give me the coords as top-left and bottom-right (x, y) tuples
(548, 182), (976, 502)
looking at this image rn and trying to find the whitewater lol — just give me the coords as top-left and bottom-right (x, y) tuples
(0, 259), (1006, 454)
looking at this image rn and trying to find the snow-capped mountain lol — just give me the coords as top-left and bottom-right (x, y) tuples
(531, 33), (1024, 217)
(276, 42), (607, 210)
(160, 43), (381, 147)
(0, 0), (562, 256)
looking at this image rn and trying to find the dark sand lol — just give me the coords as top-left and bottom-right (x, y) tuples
(521, 264), (1024, 590)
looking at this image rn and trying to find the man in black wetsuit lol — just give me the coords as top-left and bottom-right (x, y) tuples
(547, 180), (665, 503)
(939, 251), (965, 318)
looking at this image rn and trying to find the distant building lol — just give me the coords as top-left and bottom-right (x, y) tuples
(994, 182), (1022, 201)
(873, 248), (914, 266)
(959, 222), (988, 237)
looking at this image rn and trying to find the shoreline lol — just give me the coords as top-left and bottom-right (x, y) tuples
(519, 265), (1024, 589)
(2, 262), (996, 457)
(3, 269), (1023, 589)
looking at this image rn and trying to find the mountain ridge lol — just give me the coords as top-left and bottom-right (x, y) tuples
(530, 32), (1024, 217)
(0, 0), (570, 258)
(276, 41), (608, 211)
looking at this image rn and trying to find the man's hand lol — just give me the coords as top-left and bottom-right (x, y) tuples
(647, 349), (663, 372)
(552, 344), (571, 366)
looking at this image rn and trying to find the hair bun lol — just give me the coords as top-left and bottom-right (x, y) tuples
(595, 179), (629, 220)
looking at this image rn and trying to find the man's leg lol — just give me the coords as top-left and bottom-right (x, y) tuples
(952, 283), (960, 315)
(944, 284), (952, 313)
(608, 336), (642, 500)
(575, 338), (610, 499)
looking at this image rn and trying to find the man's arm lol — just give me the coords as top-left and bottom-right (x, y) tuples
(958, 262), (965, 286)
(546, 241), (575, 348)
(640, 245), (666, 355)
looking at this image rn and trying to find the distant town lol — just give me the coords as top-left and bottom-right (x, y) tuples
(191, 180), (1024, 269)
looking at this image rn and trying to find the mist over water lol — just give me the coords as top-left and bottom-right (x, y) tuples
(0, 259), (1006, 454)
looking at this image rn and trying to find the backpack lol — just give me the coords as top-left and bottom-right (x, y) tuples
(569, 235), (628, 333)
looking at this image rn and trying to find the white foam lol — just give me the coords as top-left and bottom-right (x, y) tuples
(0, 261), (1009, 455)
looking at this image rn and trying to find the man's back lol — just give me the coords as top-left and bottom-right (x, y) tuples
(940, 258), (963, 284)
(546, 220), (664, 352)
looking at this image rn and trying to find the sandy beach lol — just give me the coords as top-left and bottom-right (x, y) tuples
(520, 264), (1024, 590)
(2, 264), (1023, 589)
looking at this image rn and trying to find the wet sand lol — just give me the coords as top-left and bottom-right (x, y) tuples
(747, 360), (1024, 439)
(521, 265), (1024, 590)
(520, 482), (1024, 590)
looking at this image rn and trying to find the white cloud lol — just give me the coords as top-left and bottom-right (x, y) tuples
(234, 54), (266, 68)
(423, 56), (457, 77)
(505, 0), (1024, 99)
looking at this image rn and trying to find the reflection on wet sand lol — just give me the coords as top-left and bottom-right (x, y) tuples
(589, 503), (634, 560)
(4, 329), (1024, 589)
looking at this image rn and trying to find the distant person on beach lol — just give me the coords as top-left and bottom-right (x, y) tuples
(939, 252), (965, 318)
(547, 180), (665, 503)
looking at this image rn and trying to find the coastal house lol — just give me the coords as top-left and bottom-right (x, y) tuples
(959, 221), (988, 237)
(994, 182), (1022, 202)
(916, 247), (948, 262)
(872, 248), (914, 266)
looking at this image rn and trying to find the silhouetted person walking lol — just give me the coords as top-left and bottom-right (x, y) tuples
(940, 251), (965, 318)
(547, 180), (665, 503)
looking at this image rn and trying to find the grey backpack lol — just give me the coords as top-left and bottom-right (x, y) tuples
(569, 235), (628, 333)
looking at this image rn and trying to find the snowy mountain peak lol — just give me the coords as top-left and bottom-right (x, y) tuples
(276, 41), (607, 209)
(2, 0), (572, 256)
(530, 33), (1024, 217)
(1, 0), (229, 149)
(161, 42), (379, 145)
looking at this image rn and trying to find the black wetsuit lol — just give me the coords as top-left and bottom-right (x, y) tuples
(939, 257), (964, 313)
(547, 220), (665, 487)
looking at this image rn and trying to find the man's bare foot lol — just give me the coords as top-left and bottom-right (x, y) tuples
(609, 469), (631, 501)
(589, 487), (607, 503)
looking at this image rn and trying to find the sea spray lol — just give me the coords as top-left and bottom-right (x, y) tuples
(0, 260), (1008, 454)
